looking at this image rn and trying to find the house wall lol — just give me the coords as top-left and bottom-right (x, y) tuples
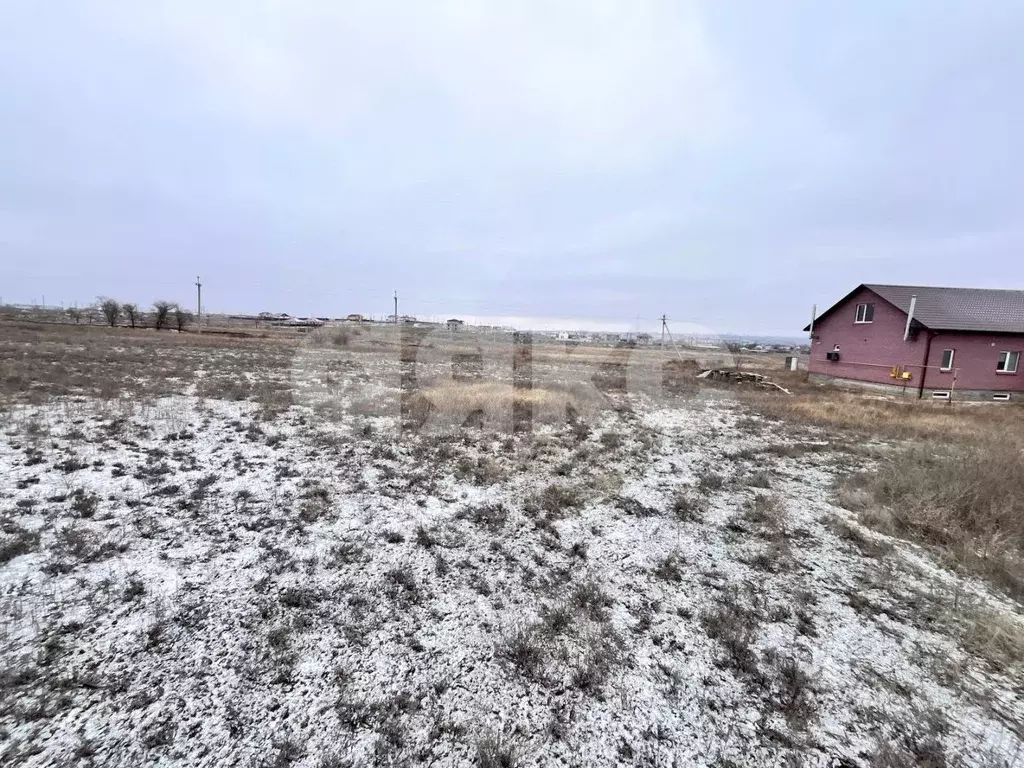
(920, 331), (1024, 393)
(809, 287), (1024, 396)
(809, 287), (927, 387)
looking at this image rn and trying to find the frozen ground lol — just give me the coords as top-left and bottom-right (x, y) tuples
(0, 383), (1022, 767)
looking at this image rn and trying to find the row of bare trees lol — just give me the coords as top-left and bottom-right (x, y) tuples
(93, 298), (193, 331)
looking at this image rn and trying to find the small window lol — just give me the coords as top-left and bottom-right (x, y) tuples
(855, 303), (874, 323)
(932, 391), (950, 400)
(996, 351), (1020, 373)
(993, 393), (1011, 402)
(939, 349), (954, 371)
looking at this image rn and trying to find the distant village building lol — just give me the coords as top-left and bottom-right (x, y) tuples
(345, 313), (366, 323)
(446, 318), (465, 332)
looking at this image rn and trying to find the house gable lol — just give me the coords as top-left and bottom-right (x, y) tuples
(805, 284), (912, 332)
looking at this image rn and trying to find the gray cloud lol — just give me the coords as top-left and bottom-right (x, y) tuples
(2, 1), (1022, 334)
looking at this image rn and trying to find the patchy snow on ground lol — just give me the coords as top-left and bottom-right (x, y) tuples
(0, 389), (1021, 767)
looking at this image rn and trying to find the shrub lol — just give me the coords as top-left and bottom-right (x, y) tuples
(46, 524), (123, 570)
(569, 580), (614, 622)
(600, 431), (624, 450)
(671, 489), (705, 522)
(653, 552), (685, 582)
(528, 483), (584, 518)
(743, 493), (787, 529)
(173, 305), (193, 332)
(458, 503), (508, 531)
(475, 733), (519, 768)
(961, 606), (1024, 668)
(496, 625), (546, 678)
(98, 297), (120, 327)
(414, 524), (437, 549)
(383, 568), (421, 605)
(696, 470), (725, 494)
(770, 654), (817, 724)
(152, 301), (174, 330)
(0, 523), (40, 564)
(701, 593), (760, 677)
(122, 302), (139, 328)
(570, 626), (624, 695)
(69, 488), (99, 518)
(744, 469), (772, 489)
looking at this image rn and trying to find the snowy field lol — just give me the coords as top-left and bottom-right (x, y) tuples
(0, 324), (1022, 767)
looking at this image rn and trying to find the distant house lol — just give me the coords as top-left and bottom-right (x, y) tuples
(446, 318), (465, 332)
(345, 313), (366, 323)
(806, 284), (1024, 401)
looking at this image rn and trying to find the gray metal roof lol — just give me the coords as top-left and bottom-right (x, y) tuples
(865, 284), (1024, 334)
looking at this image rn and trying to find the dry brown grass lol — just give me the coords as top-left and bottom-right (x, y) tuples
(0, 320), (297, 405)
(741, 384), (1024, 600)
(961, 606), (1024, 668)
(839, 440), (1024, 599)
(404, 380), (606, 432)
(741, 388), (1024, 444)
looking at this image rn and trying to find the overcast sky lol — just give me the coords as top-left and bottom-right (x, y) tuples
(2, 2), (1022, 335)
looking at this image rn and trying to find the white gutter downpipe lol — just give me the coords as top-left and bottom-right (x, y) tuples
(903, 295), (917, 341)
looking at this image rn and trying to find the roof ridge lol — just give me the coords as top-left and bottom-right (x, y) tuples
(866, 283), (1024, 294)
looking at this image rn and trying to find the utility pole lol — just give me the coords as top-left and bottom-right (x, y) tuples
(196, 276), (202, 333)
(662, 317), (686, 362)
(394, 291), (398, 326)
(661, 314), (667, 347)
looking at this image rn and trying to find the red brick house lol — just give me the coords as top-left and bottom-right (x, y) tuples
(805, 284), (1024, 401)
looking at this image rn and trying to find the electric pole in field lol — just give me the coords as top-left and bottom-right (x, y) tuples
(196, 276), (202, 333)
(394, 291), (398, 326)
(661, 315), (686, 362)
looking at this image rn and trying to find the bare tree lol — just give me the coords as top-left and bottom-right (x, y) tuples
(173, 305), (194, 332)
(122, 303), (139, 329)
(66, 306), (82, 324)
(152, 301), (173, 331)
(99, 297), (120, 327)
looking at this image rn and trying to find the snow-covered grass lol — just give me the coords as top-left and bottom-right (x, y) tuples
(0, 325), (1022, 767)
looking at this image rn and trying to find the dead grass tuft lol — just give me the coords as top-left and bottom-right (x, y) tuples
(474, 732), (520, 768)
(0, 521), (40, 564)
(960, 607), (1024, 668)
(496, 626), (548, 679)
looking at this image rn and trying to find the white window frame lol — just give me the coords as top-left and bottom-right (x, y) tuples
(939, 349), (955, 371)
(996, 350), (1020, 374)
(854, 303), (874, 324)
(993, 393), (1011, 402)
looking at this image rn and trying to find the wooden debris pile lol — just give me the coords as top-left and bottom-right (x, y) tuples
(696, 368), (791, 394)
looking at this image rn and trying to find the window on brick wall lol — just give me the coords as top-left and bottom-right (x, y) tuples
(940, 349), (954, 371)
(854, 303), (874, 323)
(997, 351), (1019, 373)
